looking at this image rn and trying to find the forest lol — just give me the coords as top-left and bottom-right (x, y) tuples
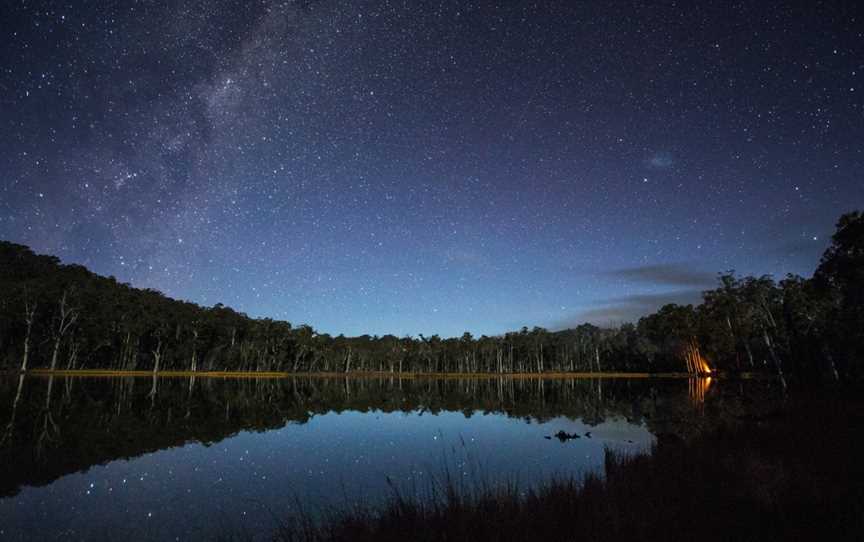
(1, 211), (861, 384)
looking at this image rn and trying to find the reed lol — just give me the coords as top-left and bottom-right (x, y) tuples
(259, 391), (863, 542)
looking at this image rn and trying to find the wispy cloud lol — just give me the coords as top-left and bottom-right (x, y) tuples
(602, 263), (716, 288)
(646, 151), (675, 169)
(556, 290), (704, 328)
(552, 263), (715, 329)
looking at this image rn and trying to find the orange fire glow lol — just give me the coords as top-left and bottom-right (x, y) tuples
(684, 339), (711, 375)
(689, 376), (712, 405)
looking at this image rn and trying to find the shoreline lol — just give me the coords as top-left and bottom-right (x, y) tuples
(2, 369), (755, 379)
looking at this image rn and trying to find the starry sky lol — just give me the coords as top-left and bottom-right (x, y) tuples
(1, 1), (862, 337)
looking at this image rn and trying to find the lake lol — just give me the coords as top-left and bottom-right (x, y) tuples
(0, 375), (776, 540)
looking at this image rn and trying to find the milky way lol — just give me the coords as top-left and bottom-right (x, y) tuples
(1, 2), (862, 336)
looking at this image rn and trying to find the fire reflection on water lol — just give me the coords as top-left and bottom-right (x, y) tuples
(689, 376), (712, 406)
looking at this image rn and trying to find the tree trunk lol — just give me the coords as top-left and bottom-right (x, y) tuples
(763, 329), (787, 390)
(50, 290), (78, 371)
(190, 328), (199, 372)
(823, 346), (840, 382)
(20, 300), (36, 372)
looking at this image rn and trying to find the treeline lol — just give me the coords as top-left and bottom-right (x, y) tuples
(1, 211), (861, 382)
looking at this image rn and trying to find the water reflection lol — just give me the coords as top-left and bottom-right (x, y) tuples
(0, 375), (769, 540)
(688, 376), (712, 406)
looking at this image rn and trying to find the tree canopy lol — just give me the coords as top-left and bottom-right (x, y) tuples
(1, 211), (862, 382)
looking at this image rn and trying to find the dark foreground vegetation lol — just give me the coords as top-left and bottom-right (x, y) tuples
(1, 211), (862, 381)
(262, 390), (864, 542)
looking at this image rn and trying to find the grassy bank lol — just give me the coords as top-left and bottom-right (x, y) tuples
(9, 368), (728, 379)
(260, 391), (863, 542)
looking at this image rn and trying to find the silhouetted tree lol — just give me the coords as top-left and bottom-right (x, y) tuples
(1, 210), (862, 383)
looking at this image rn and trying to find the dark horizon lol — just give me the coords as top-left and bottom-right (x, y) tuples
(0, 234), (837, 339)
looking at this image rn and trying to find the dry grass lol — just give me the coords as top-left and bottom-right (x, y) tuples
(12, 368), (701, 380)
(251, 391), (863, 542)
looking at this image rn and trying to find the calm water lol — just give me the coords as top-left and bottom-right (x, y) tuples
(0, 375), (759, 540)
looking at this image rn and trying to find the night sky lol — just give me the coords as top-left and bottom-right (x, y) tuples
(1, 2), (862, 337)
